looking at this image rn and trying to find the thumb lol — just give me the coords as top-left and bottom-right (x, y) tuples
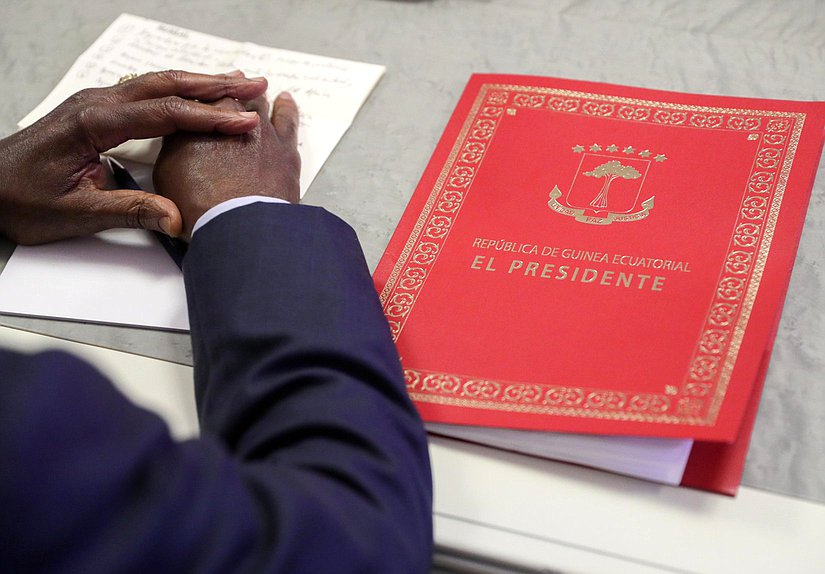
(94, 189), (183, 236)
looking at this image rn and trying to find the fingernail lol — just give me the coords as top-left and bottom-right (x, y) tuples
(224, 69), (245, 78)
(158, 216), (172, 236)
(277, 91), (294, 101)
(249, 76), (267, 83)
(238, 111), (258, 119)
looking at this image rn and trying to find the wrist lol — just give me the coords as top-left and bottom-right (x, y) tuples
(191, 196), (290, 236)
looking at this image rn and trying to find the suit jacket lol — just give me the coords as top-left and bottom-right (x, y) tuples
(0, 204), (433, 573)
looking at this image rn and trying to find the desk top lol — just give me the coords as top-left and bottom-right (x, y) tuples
(1, 0), (823, 504)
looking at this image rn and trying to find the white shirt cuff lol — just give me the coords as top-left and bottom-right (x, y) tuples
(192, 196), (290, 235)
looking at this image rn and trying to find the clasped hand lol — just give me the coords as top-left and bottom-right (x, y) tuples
(0, 70), (300, 244)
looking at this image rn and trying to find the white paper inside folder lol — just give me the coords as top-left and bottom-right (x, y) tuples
(427, 423), (694, 485)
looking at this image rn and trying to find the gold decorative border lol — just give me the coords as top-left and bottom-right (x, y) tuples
(379, 83), (805, 426)
(405, 368), (687, 423)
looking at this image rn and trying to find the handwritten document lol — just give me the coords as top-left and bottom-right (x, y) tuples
(0, 14), (384, 331)
(19, 13), (386, 195)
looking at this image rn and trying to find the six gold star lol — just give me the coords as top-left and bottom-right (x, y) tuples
(572, 144), (668, 162)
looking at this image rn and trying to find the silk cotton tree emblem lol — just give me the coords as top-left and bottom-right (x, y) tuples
(584, 160), (641, 208)
(548, 143), (667, 225)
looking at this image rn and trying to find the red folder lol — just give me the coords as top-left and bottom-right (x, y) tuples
(374, 74), (825, 493)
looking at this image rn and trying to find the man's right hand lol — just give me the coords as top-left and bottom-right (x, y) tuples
(153, 92), (301, 239)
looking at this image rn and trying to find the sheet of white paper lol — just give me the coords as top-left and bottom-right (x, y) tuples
(0, 326), (198, 440)
(427, 423), (694, 485)
(0, 228), (189, 330)
(2, 14), (384, 331)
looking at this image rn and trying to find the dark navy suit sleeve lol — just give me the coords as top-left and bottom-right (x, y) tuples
(0, 203), (433, 573)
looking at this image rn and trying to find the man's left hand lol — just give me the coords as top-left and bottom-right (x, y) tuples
(0, 70), (268, 244)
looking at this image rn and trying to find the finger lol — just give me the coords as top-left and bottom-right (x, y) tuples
(90, 188), (183, 236)
(271, 92), (298, 145)
(210, 97), (248, 112)
(111, 70), (268, 104)
(77, 97), (261, 152)
(246, 94), (271, 121)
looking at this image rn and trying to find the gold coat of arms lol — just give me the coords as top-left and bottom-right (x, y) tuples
(548, 143), (666, 225)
